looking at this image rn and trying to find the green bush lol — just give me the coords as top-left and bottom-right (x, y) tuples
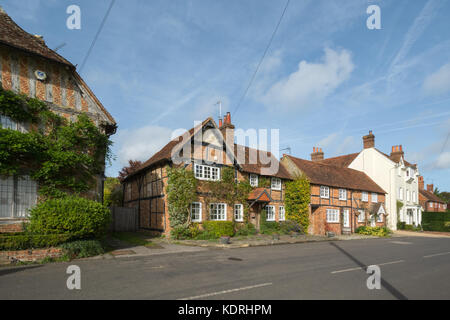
(235, 223), (257, 236)
(279, 220), (304, 235)
(202, 221), (234, 238)
(28, 195), (111, 238)
(356, 226), (391, 237)
(422, 212), (450, 232)
(60, 240), (104, 259)
(260, 221), (280, 235)
(0, 233), (72, 250)
(397, 221), (406, 230)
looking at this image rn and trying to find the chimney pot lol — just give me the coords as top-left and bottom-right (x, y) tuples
(363, 131), (375, 149)
(219, 119), (223, 127)
(427, 184), (434, 192)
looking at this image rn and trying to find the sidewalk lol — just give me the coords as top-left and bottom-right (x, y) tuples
(393, 230), (450, 238)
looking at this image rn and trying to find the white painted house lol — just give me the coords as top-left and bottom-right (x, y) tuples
(319, 132), (422, 230)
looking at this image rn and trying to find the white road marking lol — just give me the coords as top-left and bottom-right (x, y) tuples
(178, 282), (273, 300)
(423, 252), (450, 258)
(390, 241), (413, 245)
(331, 260), (405, 274)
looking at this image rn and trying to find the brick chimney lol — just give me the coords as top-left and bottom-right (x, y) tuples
(219, 112), (234, 146)
(427, 184), (434, 193)
(311, 147), (324, 161)
(363, 131), (375, 149)
(390, 145), (404, 159)
(418, 176), (424, 190)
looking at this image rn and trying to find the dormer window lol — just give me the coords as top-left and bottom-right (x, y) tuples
(194, 163), (220, 181)
(271, 177), (281, 191)
(250, 174), (258, 187)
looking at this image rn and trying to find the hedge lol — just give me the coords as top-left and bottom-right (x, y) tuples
(355, 226), (391, 237)
(422, 211), (450, 232)
(0, 233), (72, 250)
(202, 221), (234, 238)
(60, 240), (105, 259)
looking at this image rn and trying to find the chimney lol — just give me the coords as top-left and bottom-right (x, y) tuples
(363, 131), (375, 149)
(427, 184), (434, 193)
(311, 147), (324, 161)
(219, 118), (223, 127)
(390, 145), (404, 159)
(418, 176), (424, 190)
(219, 111), (235, 146)
(34, 35), (45, 45)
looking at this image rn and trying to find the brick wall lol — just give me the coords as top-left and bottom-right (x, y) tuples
(0, 223), (24, 233)
(0, 248), (62, 263)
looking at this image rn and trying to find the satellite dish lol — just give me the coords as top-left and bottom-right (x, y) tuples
(34, 70), (47, 81)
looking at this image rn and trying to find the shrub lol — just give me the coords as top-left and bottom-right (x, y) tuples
(260, 221), (280, 235)
(60, 240), (104, 259)
(279, 220), (304, 235)
(422, 212), (450, 232)
(0, 233), (72, 250)
(235, 223), (257, 236)
(202, 221), (234, 238)
(356, 226), (391, 237)
(28, 195), (111, 238)
(397, 221), (406, 230)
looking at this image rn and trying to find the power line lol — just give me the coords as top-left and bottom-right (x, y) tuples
(79, 0), (116, 73)
(233, 0), (290, 116)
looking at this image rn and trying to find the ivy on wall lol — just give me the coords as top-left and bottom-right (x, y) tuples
(0, 87), (112, 198)
(285, 174), (311, 233)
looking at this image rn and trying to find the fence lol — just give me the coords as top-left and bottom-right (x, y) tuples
(110, 207), (138, 232)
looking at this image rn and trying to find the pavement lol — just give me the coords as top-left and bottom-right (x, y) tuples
(0, 234), (449, 299)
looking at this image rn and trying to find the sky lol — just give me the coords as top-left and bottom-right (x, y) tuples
(2, 0), (450, 190)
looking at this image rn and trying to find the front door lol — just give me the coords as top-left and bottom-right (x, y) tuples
(343, 209), (350, 228)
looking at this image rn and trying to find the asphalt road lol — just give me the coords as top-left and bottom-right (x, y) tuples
(0, 236), (449, 300)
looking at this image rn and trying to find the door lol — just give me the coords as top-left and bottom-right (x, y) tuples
(343, 209), (350, 228)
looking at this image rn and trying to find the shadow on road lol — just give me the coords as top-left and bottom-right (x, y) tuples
(0, 265), (44, 277)
(329, 241), (408, 300)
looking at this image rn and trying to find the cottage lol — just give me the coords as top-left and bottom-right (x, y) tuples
(281, 154), (387, 235)
(418, 177), (447, 212)
(121, 113), (291, 236)
(0, 8), (116, 232)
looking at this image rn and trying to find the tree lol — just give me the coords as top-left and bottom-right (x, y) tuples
(118, 160), (142, 181)
(285, 174), (310, 233)
(103, 177), (122, 207)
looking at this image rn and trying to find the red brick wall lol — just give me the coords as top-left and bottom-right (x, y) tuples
(0, 248), (62, 263)
(0, 223), (24, 233)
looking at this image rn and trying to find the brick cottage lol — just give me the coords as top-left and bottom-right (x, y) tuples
(418, 177), (447, 212)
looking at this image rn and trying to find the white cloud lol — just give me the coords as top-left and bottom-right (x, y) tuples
(434, 152), (450, 169)
(261, 48), (354, 110)
(423, 63), (450, 95)
(317, 132), (339, 148)
(114, 125), (173, 166)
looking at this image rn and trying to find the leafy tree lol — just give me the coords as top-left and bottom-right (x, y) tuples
(118, 159), (142, 181)
(104, 177), (122, 207)
(285, 174), (310, 233)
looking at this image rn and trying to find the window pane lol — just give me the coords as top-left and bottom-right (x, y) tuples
(0, 176), (14, 218)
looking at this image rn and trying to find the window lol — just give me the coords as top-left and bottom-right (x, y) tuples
(412, 191), (416, 203)
(358, 210), (365, 222)
(190, 202), (202, 222)
(271, 178), (281, 190)
(279, 206), (285, 221)
(234, 204), (243, 222)
(320, 186), (330, 199)
(326, 209), (339, 223)
(339, 189), (347, 201)
(194, 164), (220, 181)
(429, 202), (433, 208)
(372, 193), (378, 203)
(266, 205), (275, 221)
(210, 203), (227, 221)
(377, 214), (383, 222)
(0, 114), (27, 132)
(0, 175), (37, 218)
(399, 187), (403, 200)
(249, 174), (258, 187)
(406, 190), (410, 202)
(362, 192), (368, 202)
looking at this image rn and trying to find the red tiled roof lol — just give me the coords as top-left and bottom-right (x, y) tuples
(284, 155), (386, 194)
(247, 188), (272, 202)
(318, 153), (359, 167)
(419, 189), (444, 203)
(376, 149), (416, 168)
(0, 9), (73, 67)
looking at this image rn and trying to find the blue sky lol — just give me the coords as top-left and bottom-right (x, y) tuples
(2, 0), (450, 190)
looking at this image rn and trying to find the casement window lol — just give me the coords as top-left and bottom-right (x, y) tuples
(376, 214), (383, 222)
(326, 209), (339, 223)
(362, 192), (368, 202)
(412, 191), (416, 203)
(210, 203), (227, 221)
(399, 187), (403, 200)
(249, 174), (258, 187)
(429, 203), (433, 208)
(372, 193), (378, 203)
(358, 210), (365, 222)
(406, 190), (410, 202)
(190, 202), (202, 222)
(339, 189), (347, 201)
(271, 178), (281, 191)
(279, 206), (285, 221)
(0, 175), (37, 218)
(0, 114), (28, 133)
(194, 164), (220, 181)
(234, 204), (243, 222)
(266, 205), (275, 221)
(320, 186), (330, 199)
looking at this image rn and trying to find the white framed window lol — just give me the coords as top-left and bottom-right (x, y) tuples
(320, 186), (330, 199)
(326, 209), (339, 223)
(266, 205), (275, 221)
(0, 114), (28, 133)
(429, 202), (433, 208)
(210, 203), (227, 221)
(190, 202), (202, 222)
(399, 187), (403, 200)
(406, 190), (410, 202)
(194, 164), (220, 181)
(358, 210), (365, 222)
(371, 193), (378, 203)
(271, 178), (281, 191)
(362, 192), (368, 202)
(279, 206), (285, 221)
(376, 214), (383, 222)
(0, 175), (37, 218)
(412, 191), (416, 203)
(249, 174), (258, 187)
(339, 189), (347, 201)
(234, 204), (243, 222)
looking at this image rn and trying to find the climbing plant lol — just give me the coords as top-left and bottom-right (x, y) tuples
(285, 174), (311, 233)
(0, 87), (112, 198)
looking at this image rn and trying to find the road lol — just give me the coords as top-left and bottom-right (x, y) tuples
(0, 236), (449, 299)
